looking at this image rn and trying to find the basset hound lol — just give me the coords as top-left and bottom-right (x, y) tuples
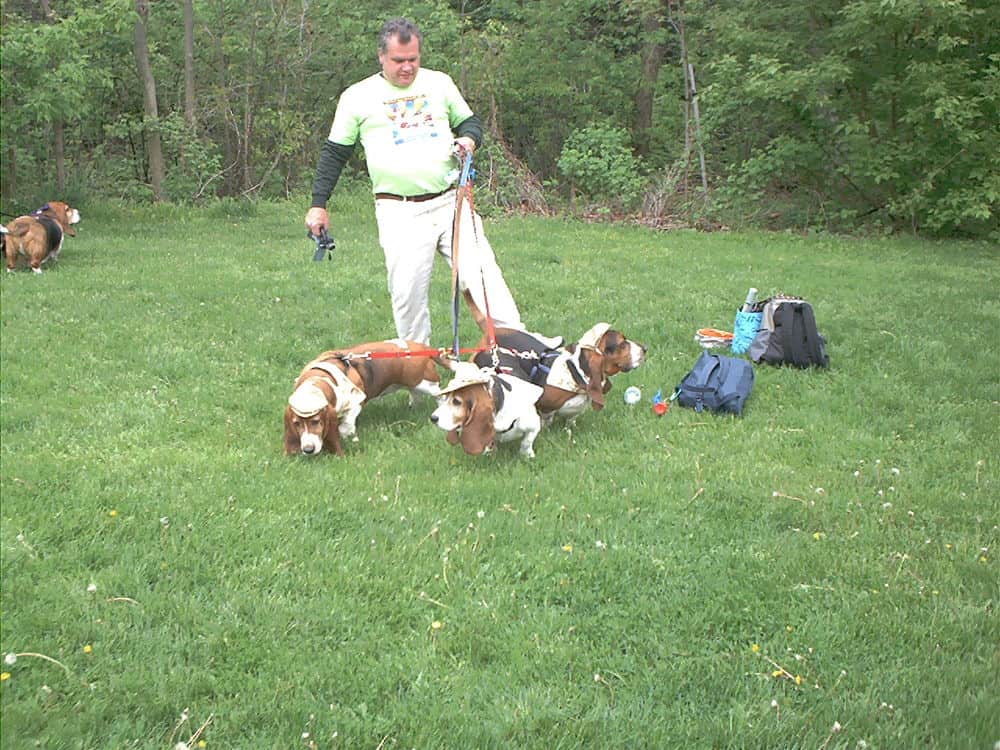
(3, 201), (81, 273)
(430, 362), (544, 458)
(471, 322), (647, 426)
(284, 339), (442, 457)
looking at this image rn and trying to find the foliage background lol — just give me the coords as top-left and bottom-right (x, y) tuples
(1, 0), (998, 237)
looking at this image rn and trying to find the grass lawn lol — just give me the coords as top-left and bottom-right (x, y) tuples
(1, 193), (997, 749)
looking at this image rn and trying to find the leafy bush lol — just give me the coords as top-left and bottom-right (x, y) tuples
(557, 124), (645, 211)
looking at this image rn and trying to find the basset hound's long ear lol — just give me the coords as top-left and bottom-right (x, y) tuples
(584, 350), (606, 410)
(321, 404), (346, 457)
(459, 389), (495, 455)
(283, 407), (301, 455)
(61, 206), (77, 236)
(47, 203), (75, 235)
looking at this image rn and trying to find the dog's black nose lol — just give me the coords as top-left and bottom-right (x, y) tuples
(430, 414), (439, 424)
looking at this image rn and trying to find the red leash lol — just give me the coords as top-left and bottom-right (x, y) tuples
(337, 344), (492, 362)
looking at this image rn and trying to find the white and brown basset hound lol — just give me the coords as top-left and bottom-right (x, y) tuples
(3, 201), (81, 273)
(284, 340), (441, 457)
(430, 362), (544, 458)
(472, 322), (647, 426)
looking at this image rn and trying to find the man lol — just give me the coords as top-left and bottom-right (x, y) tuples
(305, 17), (523, 345)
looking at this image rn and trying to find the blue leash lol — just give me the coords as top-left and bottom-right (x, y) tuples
(451, 151), (474, 357)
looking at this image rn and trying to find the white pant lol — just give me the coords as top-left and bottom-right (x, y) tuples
(375, 189), (523, 345)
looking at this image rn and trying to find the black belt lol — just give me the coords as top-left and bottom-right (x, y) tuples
(374, 189), (450, 203)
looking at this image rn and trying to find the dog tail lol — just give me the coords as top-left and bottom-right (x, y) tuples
(461, 289), (489, 333)
(431, 351), (462, 373)
(5, 221), (31, 238)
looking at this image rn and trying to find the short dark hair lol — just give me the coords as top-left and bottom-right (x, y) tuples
(378, 17), (422, 53)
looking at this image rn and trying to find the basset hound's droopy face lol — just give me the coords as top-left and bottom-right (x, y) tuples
(431, 382), (496, 456)
(598, 330), (647, 376)
(578, 328), (648, 409)
(430, 364), (543, 458)
(283, 379), (345, 457)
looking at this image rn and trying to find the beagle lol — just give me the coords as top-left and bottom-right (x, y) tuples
(430, 362), (544, 458)
(284, 339), (442, 457)
(3, 201), (81, 273)
(471, 321), (647, 426)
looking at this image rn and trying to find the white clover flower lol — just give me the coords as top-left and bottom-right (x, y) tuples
(87, 583), (97, 593)
(891, 467), (900, 475)
(771, 699), (778, 708)
(4, 653), (16, 666)
(595, 540), (607, 549)
(832, 721), (842, 732)
(477, 510), (485, 519)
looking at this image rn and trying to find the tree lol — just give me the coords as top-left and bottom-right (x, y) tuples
(133, 0), (165, 200)
(692, 0), (999, 234)
(183, 0), (196, 131)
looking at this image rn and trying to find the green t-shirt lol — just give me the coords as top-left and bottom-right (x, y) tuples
(328, 68), (474, 195)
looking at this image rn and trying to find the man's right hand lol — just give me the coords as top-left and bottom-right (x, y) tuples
(305, 207), (329, 235)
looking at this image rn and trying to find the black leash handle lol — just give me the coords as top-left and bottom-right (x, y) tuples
(307, 228), (335, 261)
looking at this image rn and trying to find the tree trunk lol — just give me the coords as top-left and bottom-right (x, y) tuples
(42, 0), (66, 195)
(667, 1), (692, 198)
(3, 145), (16, 205)
(134, 0), (165, 200)
(53, 120), (65, 193)
(635, 4), (666, 158)
(240, 18), (256, 193)
(183, 0), (197, 132)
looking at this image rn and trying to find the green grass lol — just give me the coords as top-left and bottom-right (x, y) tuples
(1, 193), (998, 749)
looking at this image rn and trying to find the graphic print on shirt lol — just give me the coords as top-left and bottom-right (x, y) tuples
(386, 95), (440, 146)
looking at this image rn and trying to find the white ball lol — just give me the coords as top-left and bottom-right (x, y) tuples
(623, 386), (642, 405)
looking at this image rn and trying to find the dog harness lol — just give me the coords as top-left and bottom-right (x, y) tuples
(489, 373), (543, 435)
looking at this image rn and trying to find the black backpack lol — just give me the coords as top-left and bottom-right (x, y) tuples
(749, 298), (829, 368)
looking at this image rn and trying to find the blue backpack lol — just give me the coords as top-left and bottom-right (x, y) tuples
(674, 352), (754, 415)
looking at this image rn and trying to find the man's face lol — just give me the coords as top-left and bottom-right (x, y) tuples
(379, 34), (420, 88)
